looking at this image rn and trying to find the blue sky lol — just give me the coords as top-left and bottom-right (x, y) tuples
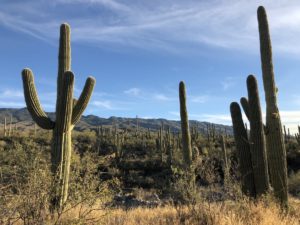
(0, 0), (300, 132)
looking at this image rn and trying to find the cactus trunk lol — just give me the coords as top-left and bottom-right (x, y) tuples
(246, 75), (270, 196)
(52, 129), (72, 206)
(257, 6), (288, 206)
(179, 81), (192, 168)
(230, 102), (256, 197)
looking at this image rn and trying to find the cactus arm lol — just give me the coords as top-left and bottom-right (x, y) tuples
(246, 74), (269, 195)
(22, 68), (55, 130)
(240, 97), (250, 121)
(71, 76), (95, 125)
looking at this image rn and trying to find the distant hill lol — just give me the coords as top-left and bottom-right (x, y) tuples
(0, 108), (233, 134)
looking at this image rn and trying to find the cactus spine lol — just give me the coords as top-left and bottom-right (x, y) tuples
(230, 102), (255, 197)
(21, 23), (95, 209)
(257, 6), (288, 206)
(179, 81), (192, 168)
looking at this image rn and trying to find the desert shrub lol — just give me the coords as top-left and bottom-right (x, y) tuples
(288, 171), (300, 197)
(0, 137), (116, 224)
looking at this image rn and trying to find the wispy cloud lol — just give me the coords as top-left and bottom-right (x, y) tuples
(280, 110), (300, 134)
(90, 98), (134, 111)
(1, 1), (300, 54)
(153, 94), (175, 101)
(221, 77), (236, 90)
(190, 95), (209, 103)
(124, 88), (141, 96)
(0, 89), (24, 98)
(190, 113), (232, 124)
(0, 101), (25, 108)
(291, 95), (300, 106)
(92, 100), (113, 109)
(55, 0), (130, 12)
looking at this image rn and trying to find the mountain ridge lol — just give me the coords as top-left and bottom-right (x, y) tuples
(0, 108), (233, 134)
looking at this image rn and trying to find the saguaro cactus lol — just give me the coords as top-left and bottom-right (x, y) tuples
(4, 117), (6, 137)
(257, 6), (288, 206)
(230, 102), (255, 197)
(179, 81), (192, 168)
(221, 135), (228, 173)
(21, 23), (95, 209)
(245, 75), (269, 196)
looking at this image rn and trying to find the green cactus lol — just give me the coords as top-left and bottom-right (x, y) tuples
(21, 23), (95, 209)
(179, 81), (192, 168)
(240, 97), (250, 120)
(245, 74), (269, 196)
(159, 126), (163, 162)
(221, 135), (228, 172)
(8, 115), (12, 137)
(257, 6), (288, 206)
(283, 125), (287, 144)
(230, 102), (256, 197)
(3, 117), (6, 137)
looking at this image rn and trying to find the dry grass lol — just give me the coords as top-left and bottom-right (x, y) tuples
(47, 197), (300, 225)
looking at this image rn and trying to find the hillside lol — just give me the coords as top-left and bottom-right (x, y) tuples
(0, 108), (233, 134)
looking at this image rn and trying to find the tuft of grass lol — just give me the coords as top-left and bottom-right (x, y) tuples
(99, 198), (300, 225)
(289, 171), (300, 197)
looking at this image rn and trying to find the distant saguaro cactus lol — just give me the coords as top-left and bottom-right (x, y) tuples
(257, 6), (288, 206)
(221, 135), (228, 173)
(179, 81), (192, 168)
(21, 23), (95, 209)
(230, 102), (255, 197)
(3, 117), (6, 137)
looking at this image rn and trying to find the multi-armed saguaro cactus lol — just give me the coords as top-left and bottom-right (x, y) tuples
(241, 75), (269, 196)
(179, 81), (192, 169)
(21, 23), (95, 209)
(257, 6), (288, 206)
(230, 102), (256, 197)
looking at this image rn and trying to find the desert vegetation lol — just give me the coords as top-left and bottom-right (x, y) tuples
(1, 5), (300, 225)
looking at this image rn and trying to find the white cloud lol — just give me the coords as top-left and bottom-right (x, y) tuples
(1, 1), (300, 54)
(280, 111), (300, 134)
(124, 88), (141, 96)
(0, 101), (25, 108)
(1, 89), (23, 98)
(92, 100), (113, 109)
(54, 0), (130, 12)
(221, 77), (236, 90)
(190, 95), (209, 103)
(190, 113), (232, 124)
(169, 111), (179, 117)
(153, 94), (175, 101)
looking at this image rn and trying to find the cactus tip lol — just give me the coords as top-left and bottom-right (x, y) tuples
(60, 23), (71, 33)
(21, 68), (33, 78)
(257, 6), (266, 16)
(87, 76), (96, 82)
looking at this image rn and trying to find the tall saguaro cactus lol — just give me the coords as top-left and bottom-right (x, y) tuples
(21, 23), (96, 209)
(179, 81), (192, 168)
(257, 6), (288, 206)
(245, 75), (269, 196)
